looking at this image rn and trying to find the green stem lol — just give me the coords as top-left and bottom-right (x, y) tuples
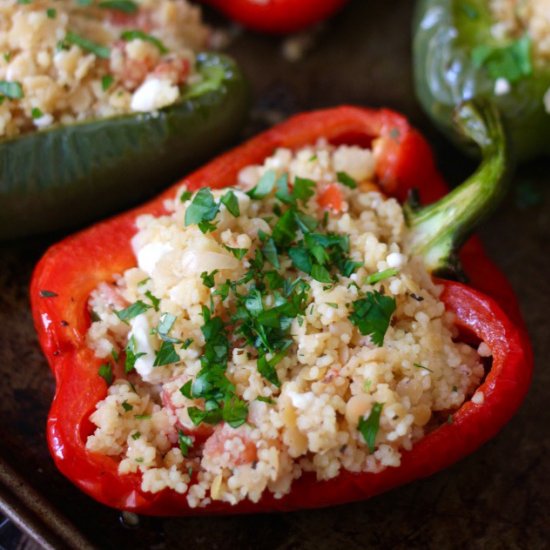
(404, 100), (511, 276)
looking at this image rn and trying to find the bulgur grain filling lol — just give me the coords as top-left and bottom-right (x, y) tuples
(488, 0), (550, 108)
(86, 141), (488, 508)
(0, 0), (209, 138)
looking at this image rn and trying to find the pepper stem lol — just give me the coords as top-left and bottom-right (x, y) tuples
(404, 100), (510, 276)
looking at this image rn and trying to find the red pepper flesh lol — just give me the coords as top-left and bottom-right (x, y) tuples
(30, 106), (533, 515)
(200, 0), (348, 34)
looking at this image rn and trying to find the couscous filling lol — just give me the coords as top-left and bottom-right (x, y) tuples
(0, 0), (209, 137)
(86, 141), (487, 508)
(488, 0), (550, 108)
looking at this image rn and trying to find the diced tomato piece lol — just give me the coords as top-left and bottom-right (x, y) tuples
(317, 183), (344, 212)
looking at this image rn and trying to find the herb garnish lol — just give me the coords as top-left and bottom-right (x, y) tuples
(414, 363), (433, 373)
(220, 190), (240, 217)
(115, 300), (151, 323)
(358, 402), (384, 453)
(120, 30), (168, 54)
(98, 363), (113, 385)
(184, 187), (219, 233)
(337, 171), (357, 189)
(0, 81), (23, 99)
(99, 0), (138, 13)
(472, 35), (532, 83)
(365, 268), (398, 285)
(64, 32), (110, 59)
(153, 341), (179, 367)
(349, 291), (396, 346)
(124, 335), (145, 373)
(178, 430), (193, 456)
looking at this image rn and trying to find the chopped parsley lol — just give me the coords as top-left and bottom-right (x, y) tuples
(131, 431), (141, 440)
(178, 430), (193, 457)
(99, 0), (138, 13)
(0, 81), (23, 99)
(180, 190), (193, 202)
(120, 30), (168, 54)
(358, 402), (384, 453)
(121, 400), (133, 412)
(134, 414), (151, 420)
(153, 341), (179, 367)
(223, 245), (248, 260)
(414, 363), (433, 373)
(101, 74), (114, 91)
(124, 335), (145, 373)
(98, 363), (113, 385)
(63, 32), (110, 59)
(256, 396), (275, 404)
(144, 291), (160, 311)
(247, 170), (276, 199)
(46, 8), (57, 19)
(337, 171), (357, 189)
(184, 187), (219, 233)
(365, 268), (398, 285)
(471, 35), (532, 83)
(349, 291), (396, 346)
(115, 300), (151, 323)
(31, 107), (43, 119)
(220, 190), (240, 217)
(157, 313), (179, 343)
(200, 270), (218, 288)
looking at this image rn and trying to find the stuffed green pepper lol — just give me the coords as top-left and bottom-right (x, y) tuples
(414, 0), (550, 161)
(0, 0), (248, 239)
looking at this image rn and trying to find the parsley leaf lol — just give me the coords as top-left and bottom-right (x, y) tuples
(224, 245), (248, 260)
(365, 268), (398, 285)
(178, 430), (193, 456)
(99, 0), (138, 13)
(185, 187), (219, 228)
(101, 74), (114, 91)
(153, 341), (180, 366)
(358, 402), (384, 453)
(220, 190), (240, 217)
(201, 270), (218, 288)
(157, 313), (180, 343)
(293, 177), (316, 203)
(64, 32), (110, 59)
(288, 246), (312, 273)
(472, 35), (532, 83)
(124, 335), (145, 373)
(180, 190), (193, 202)
(349, 291), (396, 346)
(337, 171), (357, 189)
(98, 363), (113, 385)
(120, 30), (168, 54)
(247, 170), (276, 199)
(115, 301), (151, 323)
(144, 290), (160, 311)
(0, 81), (23, 99)
(311, 264), (332, 283)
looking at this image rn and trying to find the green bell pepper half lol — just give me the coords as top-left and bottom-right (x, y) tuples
(413, 0), (550, 162)
(0, 52), (249, 240)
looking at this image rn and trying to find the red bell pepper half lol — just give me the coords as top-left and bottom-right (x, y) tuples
(30, 104), (533, 515)
(200, 0), (348, 34)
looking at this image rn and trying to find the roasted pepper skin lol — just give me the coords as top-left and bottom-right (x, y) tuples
(0, 53), (248, 240)
(413, 0), (550, 161)
(200, 0), (348, 34)
(30, 106), (532, 515)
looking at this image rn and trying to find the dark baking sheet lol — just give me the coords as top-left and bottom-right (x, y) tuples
(1, 1), (549, 548)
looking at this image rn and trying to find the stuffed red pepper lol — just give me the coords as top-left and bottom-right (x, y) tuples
(30, 103), (532, 515)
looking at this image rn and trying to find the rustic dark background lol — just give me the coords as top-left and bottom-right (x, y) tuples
(1, 0), (549, 548)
